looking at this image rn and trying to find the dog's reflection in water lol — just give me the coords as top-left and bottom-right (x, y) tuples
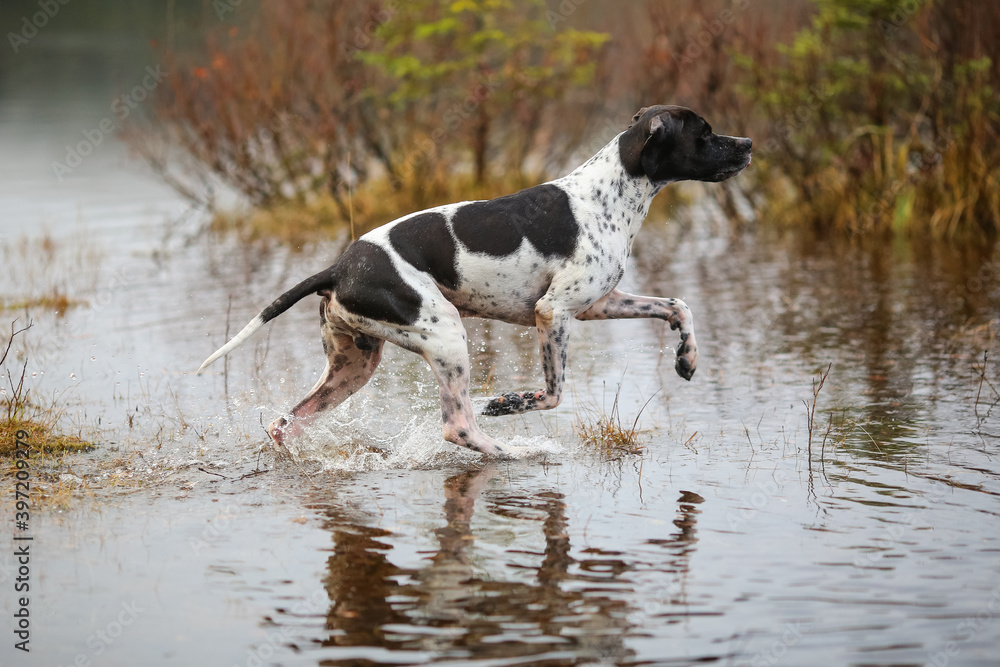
(309, 468), (705, 662)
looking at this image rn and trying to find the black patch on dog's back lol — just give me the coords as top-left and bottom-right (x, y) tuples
(389, 212), (460, 290)
(331, 241), (421, 326)
(452, 184), (578, 258)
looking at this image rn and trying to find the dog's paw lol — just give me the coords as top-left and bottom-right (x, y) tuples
(268, 416), (289, 446)
(675, 355), (695, 381)
(484, 443), (533, 460)
(482, 393), (524, 416)
(463, 436), (520, 459)
(480, 390), (546, 416)
(674, 333), (698, 381)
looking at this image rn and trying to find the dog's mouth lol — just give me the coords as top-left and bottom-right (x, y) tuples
(707, 151), (752, 182)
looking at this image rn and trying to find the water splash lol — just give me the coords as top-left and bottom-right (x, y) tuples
(277, 397), (563, 471)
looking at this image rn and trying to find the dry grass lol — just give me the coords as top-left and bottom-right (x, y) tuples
(1, 233), (98, 318)
(1, 321), (93, 458)
(575, 387), (655, 460)
(0, 419), (93, 458)
(0, 291), (85, 317)
(803, 362), (832, 471)
(211, 194), (352, 246)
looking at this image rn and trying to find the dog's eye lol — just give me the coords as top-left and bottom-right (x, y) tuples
(702, 127), (712, 139)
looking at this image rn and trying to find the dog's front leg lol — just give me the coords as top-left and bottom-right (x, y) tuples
(482, 300), (570, 416)
(576, 289), (699, 380)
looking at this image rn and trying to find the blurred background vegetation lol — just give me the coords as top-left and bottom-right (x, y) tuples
(12, 0), (998, 240)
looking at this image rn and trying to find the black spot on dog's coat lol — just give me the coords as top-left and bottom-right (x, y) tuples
(354, 334), (379, 351)
(452, 184), (578, 259)
(331, 241), (422, 325)
(389, 212), (460, 290)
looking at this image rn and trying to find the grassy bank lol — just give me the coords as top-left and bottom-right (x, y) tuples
(1, 322), (92, 458)
(210, 169), (690, 244)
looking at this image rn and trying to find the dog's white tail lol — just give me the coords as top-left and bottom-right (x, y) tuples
(195, 264), (338, 374)
(197, 314), (266, 374)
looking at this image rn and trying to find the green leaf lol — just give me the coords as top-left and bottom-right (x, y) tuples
(892, 187), (915, 233)
(414, 17), (459, 39)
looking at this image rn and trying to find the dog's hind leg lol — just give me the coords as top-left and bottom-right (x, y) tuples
(482, 298), (572, 417)
(576, 289), (698, 380)
(416, 305), (511, 457)
(268, 319), (384, 446)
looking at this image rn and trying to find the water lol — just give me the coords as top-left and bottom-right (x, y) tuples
(2, 18), (1000, 667)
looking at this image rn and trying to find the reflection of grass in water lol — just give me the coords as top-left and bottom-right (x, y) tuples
(0, 291), (85, 317)
(1, 233), (98, 316)
(574, 385), (655, 460)
(973, 351), (1000, 432)
(948, 320), (999, 357)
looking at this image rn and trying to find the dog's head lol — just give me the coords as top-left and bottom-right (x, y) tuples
(619, 105), (752, 184)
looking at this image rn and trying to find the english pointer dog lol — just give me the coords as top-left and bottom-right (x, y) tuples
(198, 105), (752, 457)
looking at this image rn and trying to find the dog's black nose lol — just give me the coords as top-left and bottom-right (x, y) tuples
(739, 137), (753, 150)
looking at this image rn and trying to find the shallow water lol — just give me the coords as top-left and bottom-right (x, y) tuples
(3, 24), (1000, 667)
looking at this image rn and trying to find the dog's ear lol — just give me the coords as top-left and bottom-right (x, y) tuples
(629, 107), (650, 128)
(620, 109), (656, 176)
(619, 109), (679, 179)
(640, 113), (680, 180)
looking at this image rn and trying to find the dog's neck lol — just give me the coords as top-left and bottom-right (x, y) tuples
(558, 133), (665, 246)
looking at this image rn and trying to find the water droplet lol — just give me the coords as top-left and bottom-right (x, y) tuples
(69, 373), (77, 380)
(91, 356), (97, 361)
